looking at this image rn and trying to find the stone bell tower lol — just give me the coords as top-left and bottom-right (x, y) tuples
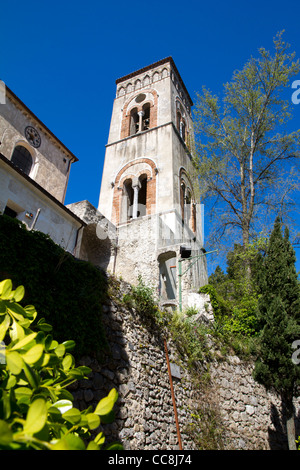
(98, 57), (208, 308)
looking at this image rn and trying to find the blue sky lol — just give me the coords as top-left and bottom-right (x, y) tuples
(2, 0), (300, 274)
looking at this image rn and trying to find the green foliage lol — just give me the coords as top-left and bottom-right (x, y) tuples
(253, 217), (300, 399)
(193, 32), (300, 249)
(199, 284), (230, 318)
(204, 240), (265, 341)
(0, 279), (121, 450)
(124, 276), (165, 328)
(184, 306), (199, 317)
(168, 311), (211, 367)
(0, 215), (107, 359)
(186, 404), (224, 450)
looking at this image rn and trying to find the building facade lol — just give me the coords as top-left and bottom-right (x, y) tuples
(0, 86), (85, 256)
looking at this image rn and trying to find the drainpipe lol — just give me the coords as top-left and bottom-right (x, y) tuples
(29, 208), (41, 231)
(164, 339), (183, 450)
(73, 223), (84, 258)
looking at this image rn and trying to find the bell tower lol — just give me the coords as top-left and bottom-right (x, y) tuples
(98, 57), (208, 306)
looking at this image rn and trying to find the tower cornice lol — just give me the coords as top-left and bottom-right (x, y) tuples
(115, 57), (193, 107)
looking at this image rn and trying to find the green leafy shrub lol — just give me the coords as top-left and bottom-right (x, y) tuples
(124, 276), (165, 328)
(198, 284), (230, 318)
(168, 311), (211, 367)
(0, 279), (121, 450)
(184, 306), (199, 317)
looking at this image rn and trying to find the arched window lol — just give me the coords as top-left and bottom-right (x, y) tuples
(121, 179), (134, 222)
(142, 103), (150, 131)
(180, 170), (196, 232)
(130, 108), (139, 135)
(129, 103), (151, 135)
(138, 174), (147, 217)
(11, 145), (33, 175)
(120, 174), (149, 222)
(176, 101), (187, 143)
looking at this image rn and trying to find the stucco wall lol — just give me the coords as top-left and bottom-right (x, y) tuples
(0, 159), (82, 254)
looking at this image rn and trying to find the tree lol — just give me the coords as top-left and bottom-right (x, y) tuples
(253, 217), (300, 450)
(193, 32), (300, 252)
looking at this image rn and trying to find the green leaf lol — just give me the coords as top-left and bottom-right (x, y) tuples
(99, 409), (115, 424)
(6, 350), (24, 375)
(15, 387), (33, 402)
(0, 420), (13, 446)
(68, 369), (86, 380)
(94, 431), (105, 446)
(37, 318), (52, 332)
(11, 332), (37, 351)
(0, 280), (12, 300)
(62, 340), (76, 352)
(108, 387), (118, 404)
(54, 343), (65, 358)
(7, 302), (26, 321)
(24, 305), (37, 320)
(95, 396), (115, 417)
(9, 319), (25, 342)
(62, 354), (74, 371)
(0, 300), (7, 315)
(44, 334), (53, 351)
(87, 441), (99, 450)
(13, 285), (25, 302)
(76, 365), (92, 376)
(51, 400), (73, 414)
(0, 314), (10, 342)
(62, 407), (81, 424)
(23, 398), (47, 434)
(86, 413), (100, 430)
(1, 390), (11, 420)
(105, 442), (124, 450)
(23, 362), (40, 389)
(51, 434), (86, 450)
(22, 344), (44, 365)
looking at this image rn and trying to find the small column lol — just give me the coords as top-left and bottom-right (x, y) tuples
(132, 181), (141, 219)
(138, 111), (144, 132)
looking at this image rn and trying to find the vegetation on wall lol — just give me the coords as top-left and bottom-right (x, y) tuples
(0, 215), (108, 359)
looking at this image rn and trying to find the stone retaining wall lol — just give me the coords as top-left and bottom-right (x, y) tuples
(71, 279), (300, 450)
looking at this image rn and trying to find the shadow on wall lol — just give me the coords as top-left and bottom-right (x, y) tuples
(268, 403), (300, 450)
(79, 222), (112, 271)
(70, 279), (172, 450)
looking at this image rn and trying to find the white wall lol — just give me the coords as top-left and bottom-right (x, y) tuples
(0, 159), (82, 254)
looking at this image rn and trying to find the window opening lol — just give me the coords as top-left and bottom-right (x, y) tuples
(11, 145), (33, 175)
(122, 179), (134, 221)
(142, 103), (150, 131)
(130, 108), (139, 135)
(138, 175), (147, 217)
(129, 103), (151, 135)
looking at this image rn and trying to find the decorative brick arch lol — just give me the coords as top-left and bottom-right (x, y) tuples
(112, 158), (157, 225)
(120, 90), (158, 139)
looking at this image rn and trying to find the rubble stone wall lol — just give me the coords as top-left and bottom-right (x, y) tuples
(72, 280), (300, 450)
